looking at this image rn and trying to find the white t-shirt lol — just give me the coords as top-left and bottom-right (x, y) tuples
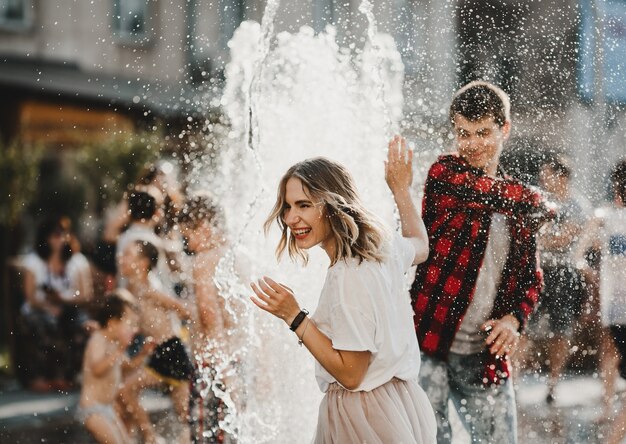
(599, 207), (626, 326)
(20, 252), (90, 313)
(450, 214), (510, 355)
(312, 234), (421, 392)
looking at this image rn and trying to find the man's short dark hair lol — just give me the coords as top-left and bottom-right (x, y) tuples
(611, 159), (626, 203)
(128, 190), (156, 221)
(92, 289), (137, 327)
(135, 240), (159, 271)
(449, 81), (511, 127)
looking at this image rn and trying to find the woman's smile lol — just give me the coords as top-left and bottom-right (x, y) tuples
(291, 227), (312, 239)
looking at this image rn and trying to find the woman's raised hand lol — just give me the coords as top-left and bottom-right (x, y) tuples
(250, 277), (301, 326)
(385, 135), (413, 196)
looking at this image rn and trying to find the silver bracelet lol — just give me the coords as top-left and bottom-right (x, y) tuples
(298, 317), (310, 347)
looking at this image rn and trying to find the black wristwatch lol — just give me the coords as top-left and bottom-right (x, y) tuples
(289, 309), (309, 331)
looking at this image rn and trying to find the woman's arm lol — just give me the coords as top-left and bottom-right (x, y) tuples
(122, 338), (156, 371)
(539, 220), (583, 251)
(72, 261), (94, 305)
(573, 216), (603, 270)
(250, 278), (370, 390)
(23, 268), (57, 312)
(385, 136), (429, 265)
(146, 289), (191, 320)
(193, 254), (225, 339)
(103, 200), (129, 243)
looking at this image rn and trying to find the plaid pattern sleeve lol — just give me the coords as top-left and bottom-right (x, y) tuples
(411, 154), (554, 385)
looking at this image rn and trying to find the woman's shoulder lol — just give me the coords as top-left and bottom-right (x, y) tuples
(326, 257), (381, 299)
(20, 252), (45, 272)
(67, 252), (90, 270)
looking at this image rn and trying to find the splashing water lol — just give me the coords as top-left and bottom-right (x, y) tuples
(190, 1), (409, 442)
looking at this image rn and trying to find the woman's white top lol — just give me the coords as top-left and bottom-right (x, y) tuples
(600, 207), (626, 326)
(312, 234), (421, 392)
(20, 252), (88, 314)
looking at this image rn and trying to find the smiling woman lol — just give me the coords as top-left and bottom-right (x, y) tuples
(250, 138), (436, 443)
(264, 156), (387, 266)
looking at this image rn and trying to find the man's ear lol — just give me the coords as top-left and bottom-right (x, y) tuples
(501, 120), (511, 141)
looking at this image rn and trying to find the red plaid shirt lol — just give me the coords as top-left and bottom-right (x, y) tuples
(411, 154), (553, 384)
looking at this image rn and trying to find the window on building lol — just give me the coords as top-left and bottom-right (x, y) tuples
(393, 0), (420, 76)
(113, 0), (150, 43)
(313, 0), (334, 33)
(0, 0), (31, 30)
(456, 0), (526, 97)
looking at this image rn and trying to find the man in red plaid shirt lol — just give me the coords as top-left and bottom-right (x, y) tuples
(412, 81), (553, 444)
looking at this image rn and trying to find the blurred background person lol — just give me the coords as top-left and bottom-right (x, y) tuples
(575, 159), (626, 442)
(118, 240), (192, 444)
(18, 216), (94, 391)
(179, 194), (234, 443)
(531, 156), (587, 403)
(96, 162), (185, 296)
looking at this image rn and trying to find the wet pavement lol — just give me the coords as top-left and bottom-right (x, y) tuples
(0, 380), (173, 443)
(515, 372), (626, 444)
(1, 373), (625, 443)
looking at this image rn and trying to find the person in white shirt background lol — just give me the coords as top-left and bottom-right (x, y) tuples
(575, 159), (626, 444)
(20, 215), (94, 392)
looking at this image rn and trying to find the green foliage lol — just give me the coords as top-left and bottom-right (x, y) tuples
(0, 140), (43, 225)
(75, 133), (160, 205)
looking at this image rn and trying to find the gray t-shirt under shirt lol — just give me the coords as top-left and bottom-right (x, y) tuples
(450, 214), (510, 355)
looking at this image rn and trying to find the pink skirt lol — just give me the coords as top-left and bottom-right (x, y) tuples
(313, 378), (437, 444)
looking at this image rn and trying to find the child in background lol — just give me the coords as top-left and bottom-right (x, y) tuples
(78, 289), (153, 444)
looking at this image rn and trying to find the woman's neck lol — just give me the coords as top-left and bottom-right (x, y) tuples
(47, 252), (65, 273)
(321, 238), (337, 262)
(128, 274), (150, 292)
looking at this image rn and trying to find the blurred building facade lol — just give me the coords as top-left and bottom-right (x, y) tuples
(0, 0), (623, 196)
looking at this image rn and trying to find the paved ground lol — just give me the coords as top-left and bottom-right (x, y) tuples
(515, 372), (626, 444)
(0, 379), (174, 443)
(1, 373), (625, 443)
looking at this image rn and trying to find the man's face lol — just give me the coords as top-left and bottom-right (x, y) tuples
(453, 114), (510, 173)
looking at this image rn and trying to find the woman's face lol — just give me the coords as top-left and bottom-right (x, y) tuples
(180, 221), (213, 253)
(282, 177), (333, 252)
(118, 243), (147, 279)
(47, 229), (69, 253)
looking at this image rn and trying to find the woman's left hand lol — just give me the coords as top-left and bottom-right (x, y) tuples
(250, 277), (301, 326)
(385, 135), (413, 194)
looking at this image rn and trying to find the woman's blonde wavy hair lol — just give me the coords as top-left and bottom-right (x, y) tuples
(264, 157), (387, 266)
